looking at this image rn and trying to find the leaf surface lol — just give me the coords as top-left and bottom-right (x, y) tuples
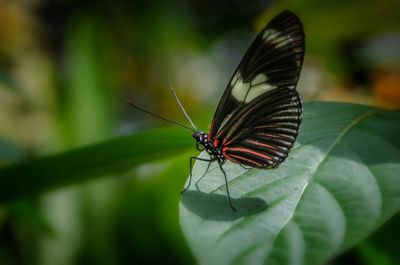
(180, 102), (400, 265)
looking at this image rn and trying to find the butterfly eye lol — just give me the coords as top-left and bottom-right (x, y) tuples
(196, 143), (204, 151)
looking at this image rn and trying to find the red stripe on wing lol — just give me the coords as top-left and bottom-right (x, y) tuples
(225, 147), (273, 160)
(223, 138), (234, 146)
(223, 153), (263, 167)
(213, 139), (220, 147)
(215, 129), (225, 140)
(245, 139), (278, 150)
(258, 133), (279, 138)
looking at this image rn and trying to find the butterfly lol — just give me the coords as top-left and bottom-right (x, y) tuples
(128, 11), (305, 211)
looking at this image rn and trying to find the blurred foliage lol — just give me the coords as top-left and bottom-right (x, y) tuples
(0, 0), (399, 265)
(0, 129), (192, 202)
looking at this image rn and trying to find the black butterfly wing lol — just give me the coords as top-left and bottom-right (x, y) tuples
(209, 11), (305, 168)
(220, 87), (302, 168)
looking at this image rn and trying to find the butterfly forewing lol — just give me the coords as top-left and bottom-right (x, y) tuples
(209, 11), (305, 168)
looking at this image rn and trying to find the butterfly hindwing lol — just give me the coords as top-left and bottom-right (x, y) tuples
(209, 11), (305, 168)
(221, 88), (302, 168)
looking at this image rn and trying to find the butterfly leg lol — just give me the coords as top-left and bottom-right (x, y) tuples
(181, 156), (213, 193)
(195, 160), (212, 189)
(218, 162), (237, 212)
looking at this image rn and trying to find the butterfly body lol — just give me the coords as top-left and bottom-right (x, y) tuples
(193, 131), (225, 164)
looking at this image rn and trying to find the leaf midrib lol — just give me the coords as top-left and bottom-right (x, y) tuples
(280, 111), (376, 225)
(260, 110), (377, 262)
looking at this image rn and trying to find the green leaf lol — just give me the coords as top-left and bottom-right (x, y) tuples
(0, 128), (193, 203)
(180, 102), (400, 265)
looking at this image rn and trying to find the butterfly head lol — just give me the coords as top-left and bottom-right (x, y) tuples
(192, 131), (208, 144)
(193, 131), (213, 151)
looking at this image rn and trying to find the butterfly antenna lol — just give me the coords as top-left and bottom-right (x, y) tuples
(126, 100), (196, 133)
(170, 87), (198, 131)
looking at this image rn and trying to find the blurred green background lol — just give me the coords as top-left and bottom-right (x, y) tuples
(0, 0), (399, 264)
